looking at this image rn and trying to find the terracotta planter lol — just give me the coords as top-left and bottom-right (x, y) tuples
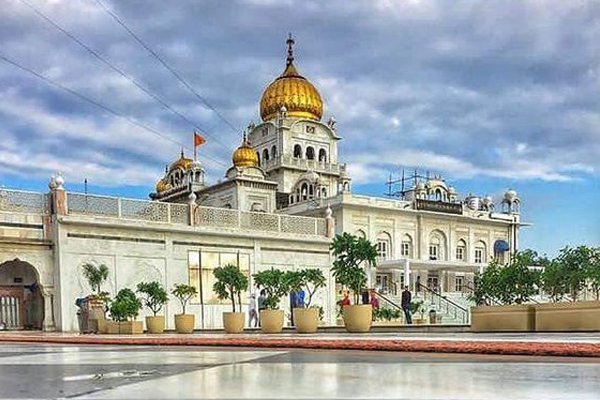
(471, 304), (535, 332)
(119, 321), (143, 334)
(106, 321), (120, 334)
(293, 308), (319, 333)
(534, 301), (600, 332)
(223, 312), (245, 334)
(145, 315), (165, 334)
(342, 304), (372, 333)
(260, 309), (284, 333)
(174, 314), (195, 334)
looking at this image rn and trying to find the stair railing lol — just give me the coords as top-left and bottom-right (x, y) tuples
(416, 283), (469, 324)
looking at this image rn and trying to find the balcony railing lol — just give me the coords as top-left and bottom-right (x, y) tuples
(261, 154), (344, 175)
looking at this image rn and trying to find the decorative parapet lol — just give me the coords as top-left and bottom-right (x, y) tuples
(194, 206), (327, 237)
(0, 188), (330, 237)
(0, 189), (49, 215)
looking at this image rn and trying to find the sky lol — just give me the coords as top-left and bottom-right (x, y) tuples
(1, 0), (599, 256)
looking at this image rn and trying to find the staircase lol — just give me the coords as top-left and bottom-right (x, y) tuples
(376, 284), (472, 325)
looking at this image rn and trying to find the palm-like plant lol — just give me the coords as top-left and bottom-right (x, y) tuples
(82, 263), (109, 295)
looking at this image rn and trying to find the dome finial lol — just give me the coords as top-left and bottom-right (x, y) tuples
(286, 33), (295, 66)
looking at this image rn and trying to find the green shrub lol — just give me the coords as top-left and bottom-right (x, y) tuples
(213, 263), (249, 312)
(109, 288), (142, 322)
(171, 284), (197, 315)
(136, 281), (168, 316)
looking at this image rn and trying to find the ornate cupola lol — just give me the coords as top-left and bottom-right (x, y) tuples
(232, 133), (259, 168)
(259, 34), (323, 122)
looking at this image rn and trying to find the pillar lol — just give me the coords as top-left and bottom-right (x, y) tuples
(403, 259), (411, 289)
(42, 287), (56, 332)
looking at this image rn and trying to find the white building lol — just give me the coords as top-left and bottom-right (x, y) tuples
(0, 36), (526, 331)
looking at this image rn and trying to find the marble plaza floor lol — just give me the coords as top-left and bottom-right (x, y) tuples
(0, 343), (599, 399)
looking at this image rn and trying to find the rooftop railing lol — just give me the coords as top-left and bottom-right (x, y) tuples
(0, 188), (49, 214)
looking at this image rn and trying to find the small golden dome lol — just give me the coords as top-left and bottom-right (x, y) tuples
(169, 151), (193, 172)
(155, 179), (169, 193)
(259, 35), (323, 122)
(232, 135), (258, 167)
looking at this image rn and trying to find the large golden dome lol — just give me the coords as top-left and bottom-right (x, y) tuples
(259, 35), (323, 122)
(232, 135), (259, 167)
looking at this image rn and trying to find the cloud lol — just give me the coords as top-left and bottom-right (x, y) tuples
(0, 0), (598, 192)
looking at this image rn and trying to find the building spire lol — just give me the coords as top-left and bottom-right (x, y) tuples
(286, 32), (295, 66)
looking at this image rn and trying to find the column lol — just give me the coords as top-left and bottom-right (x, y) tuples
(403, 259), (411, 289)
(42, 287), (56, 332)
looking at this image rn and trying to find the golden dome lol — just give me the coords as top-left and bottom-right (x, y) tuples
(155, 178), (170, 193)
(232, 135), (258, 167)
(169, 151), (193, 172)
(259, 35), (323, 122)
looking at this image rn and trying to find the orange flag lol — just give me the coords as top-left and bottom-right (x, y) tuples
(194, 132), (206, 148)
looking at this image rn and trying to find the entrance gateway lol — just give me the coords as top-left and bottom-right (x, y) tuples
(0, 260), (44, 330)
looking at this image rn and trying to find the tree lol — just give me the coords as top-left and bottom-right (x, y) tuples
(330, 233), (378, 305)
(109, 288), (142, 322)
(300, 268), (326, 308)
(555, 246), (593, 301)
(253, 268), (290, 310)
(586, 247), (600, 300)
(82, 263), (109, 295)
(470, 251), (540, 306)
(541, 260), (568, 302)
(213, 263), (249, 313)
(171, 284), (197, 315)
(136, 281), (169, 316)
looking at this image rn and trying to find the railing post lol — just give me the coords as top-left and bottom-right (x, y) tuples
(117, 198), (122, 218)
(167, 203), (172, 223)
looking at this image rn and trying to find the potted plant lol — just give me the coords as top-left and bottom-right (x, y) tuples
(213, 263), (249, 333)
(81, 263), (110, 333)
(253, 268), (290, 333)
(287, 268), (326, 333)
(109, 288), (143, 334)
(137, 281), (169, 334)
(330, 233), (378, 333)
(410, 300), (426, 324)
(171, 284), (197, 334)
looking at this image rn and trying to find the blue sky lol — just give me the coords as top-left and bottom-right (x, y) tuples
(1, 0), (599, 256)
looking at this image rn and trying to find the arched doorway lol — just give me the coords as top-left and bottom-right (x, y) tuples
(0, 259), (44, 330)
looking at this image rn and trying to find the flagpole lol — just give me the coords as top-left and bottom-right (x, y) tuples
(193, 130), (197, 161)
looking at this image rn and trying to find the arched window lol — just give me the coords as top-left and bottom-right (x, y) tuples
(456, 239), (467, 262)
(475, 241), (487, 264)
(318, 149), (327, 162)
(401, 234), (413, 258)
(301, 183), (308, 201)
(262, 149), (269, 162)
(306, 146), (315, 160)
(256, 152), (261, 166)
(308, 184), (314, 196)
(355, 229), (367, 239)
(294, 144), (302, 158)
(271, 145), (277, 159)
(322, 188), (327, 197)
(376, 232), (392, 261)
(429, 230), (447, 261)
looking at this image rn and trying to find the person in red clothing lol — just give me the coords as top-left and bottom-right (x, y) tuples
(341, 291), (351, 306)
(369, 290), (380, 309)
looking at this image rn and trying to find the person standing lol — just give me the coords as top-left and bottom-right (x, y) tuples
(257, 289), (267, 326)
(369, 290), (380, 310)
(361, 289), (370, 305)
(401, 286), (413, 324)
(248, 293), (258, 328)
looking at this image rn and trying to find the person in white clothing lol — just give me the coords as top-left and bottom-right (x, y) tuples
(248, 293), (258, 327)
